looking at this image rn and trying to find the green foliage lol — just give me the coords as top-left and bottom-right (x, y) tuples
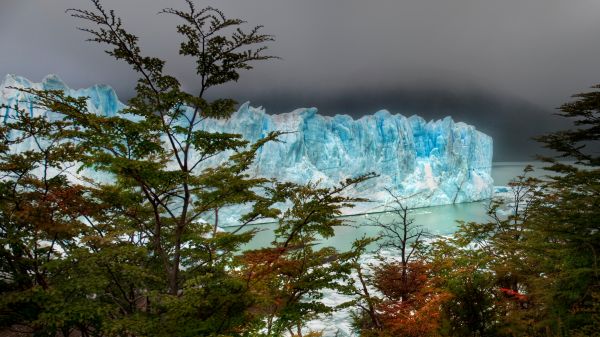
(239, 174), (376, 336)
(5, 1), (599, 336)
(518, 85), (600, 334)
(430, 85), (600, 336)
(430, 233), (503, 336)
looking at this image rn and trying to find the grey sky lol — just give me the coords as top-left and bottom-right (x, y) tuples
(2, 0), (600, 160)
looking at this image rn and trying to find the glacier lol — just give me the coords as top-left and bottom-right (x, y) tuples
(1, 74), (493, 219)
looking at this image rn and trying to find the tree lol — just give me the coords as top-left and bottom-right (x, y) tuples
(0, 1), (377, 335)
(351, 190), (449, 337)
(239, 176), (375, 337)
(373, 189), (427, 301)
(525, 84), (600, 334)
(1, 0), (276, 333)
(63, 0), (280, 296)
(432, 84), (600, 336)
(0, 100), (103, 335)
(430, 163), (550, 336)
(430, 225), (506, 336)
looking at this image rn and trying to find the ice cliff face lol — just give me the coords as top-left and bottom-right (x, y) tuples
(1, 74), (124, 120)
(1, 74), (493, 213)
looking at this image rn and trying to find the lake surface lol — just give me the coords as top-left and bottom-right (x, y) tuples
(225, 161), (552, 250)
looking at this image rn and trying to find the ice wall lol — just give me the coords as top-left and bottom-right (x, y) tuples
(1, 74), (493, 214)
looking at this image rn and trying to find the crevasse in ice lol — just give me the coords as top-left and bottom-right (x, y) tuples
(1, 74), (493, 216)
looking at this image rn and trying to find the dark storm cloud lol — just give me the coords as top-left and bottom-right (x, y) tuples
(2, 0), (600, 159)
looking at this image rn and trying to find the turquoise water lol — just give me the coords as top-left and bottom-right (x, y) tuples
(226, 162), (551, 250)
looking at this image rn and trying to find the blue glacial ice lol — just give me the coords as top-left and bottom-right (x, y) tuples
(1, 74), (493, 217)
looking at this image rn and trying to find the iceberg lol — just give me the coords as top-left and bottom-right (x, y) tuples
(1, 74), (493, 216)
